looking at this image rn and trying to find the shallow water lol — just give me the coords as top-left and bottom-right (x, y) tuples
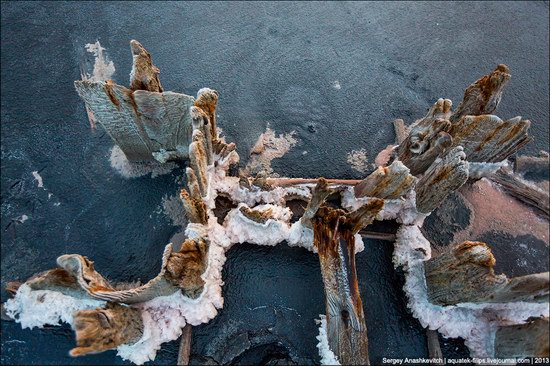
(1, 1), (548, 364)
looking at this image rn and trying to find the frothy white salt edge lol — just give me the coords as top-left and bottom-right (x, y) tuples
(4, 284), (106, 329)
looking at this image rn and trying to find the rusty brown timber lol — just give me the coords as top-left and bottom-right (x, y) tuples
(488, 166), (549, 217)
(415, 146), (469, 214)
(450, 115), (531, 163)
(313, 200), (384, 365)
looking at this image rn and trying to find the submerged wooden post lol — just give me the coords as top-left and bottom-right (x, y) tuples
(495, 317), (549, 358)
(313, 199), (384, 365)
(488, 167), (549, 217)
(177, 324), (193, 365)
(425, 241), (549, 305)
(426, 329), (444, 365)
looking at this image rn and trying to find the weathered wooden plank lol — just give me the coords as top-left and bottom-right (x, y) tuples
(450, 64), (510, 123)
(74, 80), (154, 161)
(354, 160), (415, 199)
(134, 90), (195, 158)
(450, 115), (531, 163)
(425, 241), (549, 305)
(313, 199), (384, 365)
(71, 303), (144, 357)
(415, 147), (469, 213)
(488, 167), (549, 217)
(495, 317), (549, 358)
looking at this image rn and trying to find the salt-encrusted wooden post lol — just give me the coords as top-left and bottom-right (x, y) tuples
(449, 115), (531, 163)
(415, 146), (469, 213)
(495, 317), (549, 358)
(354, 160), (415, 199)
(313, 199), (384, 365)
(450, 64), (510, 123)
(397, 99), (453, 175)
(189, 130), (209, 196)
(177, 324), (193, 365)
(70, 303), (144, 357)
(300, 178), (333, 228)
(425, 241), (549, 305)
(194, 88), (219, 142)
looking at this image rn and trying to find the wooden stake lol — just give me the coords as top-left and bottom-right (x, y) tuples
(177, 324), (193, 365)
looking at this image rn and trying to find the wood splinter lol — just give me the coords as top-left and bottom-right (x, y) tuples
(313, 199), (384, 365)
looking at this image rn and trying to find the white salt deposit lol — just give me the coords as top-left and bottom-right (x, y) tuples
(4, 284), (105, 329)
(84, 41), (115, 82)
(31, 171), (44, 188)
(109, 146), (178, 178)
(316, 315), (340, 365)
(467, 161), (509, 180)
(224, 204), (292, 246)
